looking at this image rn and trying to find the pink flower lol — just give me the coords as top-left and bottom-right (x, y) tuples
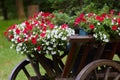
(118, 12), (120, 16)
(87, 13), (94, 17)
(110, 10), (114, 15)
(117, 18), (120, 25)
(112, 25), (117, 30)
(61, 24), (68, 29)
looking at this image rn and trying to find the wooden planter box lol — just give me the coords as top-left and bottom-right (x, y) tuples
(27, 5), (39, 17)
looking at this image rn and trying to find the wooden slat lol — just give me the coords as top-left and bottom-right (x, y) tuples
(69, 35), (94, 43)
(61, 43), (81, 77)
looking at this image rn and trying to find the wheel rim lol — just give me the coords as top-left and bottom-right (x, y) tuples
(76, 59), (120, 80)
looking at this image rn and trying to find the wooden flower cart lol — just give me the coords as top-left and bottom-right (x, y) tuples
(9, 35), (120, 80)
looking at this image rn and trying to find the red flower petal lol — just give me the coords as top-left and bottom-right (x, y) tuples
(96, 15), (104, 22)
(40, 32), (46, 38)
(110, 10), (114, 15)
(61, 24), (68, 29)
(15, 28), (20, 34)
(89, 24), (95, 29)
(31, 37), (37, 44)
(112, 25), (117, 30)
(117, 18), (120, 25)
(48, 23), (54, 29)
(37, 46), (41, 51)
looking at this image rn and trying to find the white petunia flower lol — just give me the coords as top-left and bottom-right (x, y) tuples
(34, 48), (37, 51)
(93, 34), (97, 38)
(51, 51), (56, 55)
(46, 42), (49, 45)
(46, 50), (49, 54)
(62, 37), (67, 40)
(103, 34), (107, 39)
(97, 22), (100, 25)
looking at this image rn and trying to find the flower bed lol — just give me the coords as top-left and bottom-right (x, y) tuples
(4, 12), (75, 55)
(74, 10), (120, 42)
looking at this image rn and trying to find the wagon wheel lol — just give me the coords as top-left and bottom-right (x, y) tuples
(9, 59), (49, 80)
(75, 59), (120, 80)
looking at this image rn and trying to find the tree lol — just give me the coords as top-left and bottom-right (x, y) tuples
(15, 0), (26, 19)
(0, 0), (8, 20)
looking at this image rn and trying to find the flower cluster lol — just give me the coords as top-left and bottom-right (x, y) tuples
(4, 11), (75, 55)
(74, 10), (120, 42)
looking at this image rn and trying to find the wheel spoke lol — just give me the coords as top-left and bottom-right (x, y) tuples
(93, 69), (98, 80)
(114, 74), (120, 80)
(22, 67), (30, 79)
(104, 67), (111, 80)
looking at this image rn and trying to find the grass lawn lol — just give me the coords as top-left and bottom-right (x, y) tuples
(0, 20), (25, 80)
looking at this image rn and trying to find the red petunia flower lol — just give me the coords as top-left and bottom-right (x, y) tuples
(112, 25), (117, 30)
(4, 31), (8, 36)
(15, 28), (20, 34)
(74, 17), (81, 25)
(31, 37), (37, 44)
(79, 13), (84, 19)
(37, 46), (41, 51)
(41, 12), (51, 17)
(117, 18), (120, 25)
(17, 38), (21, 43)
(9, 35), (14, 40)
(40, 23), (45, 27)
(40, 32), (46, 38)
(33, 20), (39, 25)
(61, 24), (68, 29)
(74, 13), (85, 26)
(96, 15), (104, 22)
(89, 24), (95, 29)
(101, 13), (107, 17)
(42, 26), (46, 31)
(88, 13), (94, 17)
(25, 21), (33, 31)
(48, 23), (54, 29)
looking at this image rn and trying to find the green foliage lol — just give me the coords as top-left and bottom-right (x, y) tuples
(52, 12), (76, 27)
(82, 0), (120, 13)
(80, 3), (110, 14)
(1, 0), (120, 19)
